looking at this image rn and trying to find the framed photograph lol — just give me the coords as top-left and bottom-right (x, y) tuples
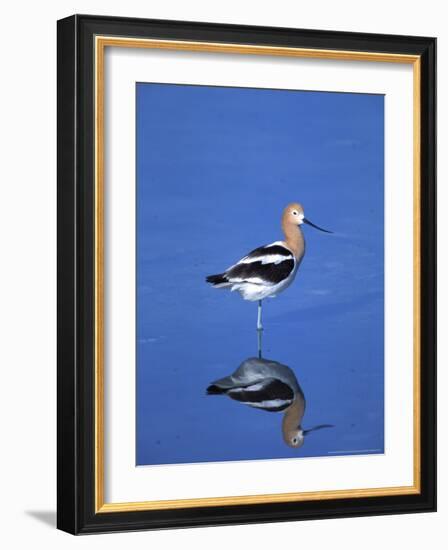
(57, 14), (436, 534)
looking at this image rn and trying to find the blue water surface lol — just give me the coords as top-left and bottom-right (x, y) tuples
(136, 83), (384, 466)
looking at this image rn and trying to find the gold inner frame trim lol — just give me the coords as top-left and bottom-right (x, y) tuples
(94, 35), (421, 513)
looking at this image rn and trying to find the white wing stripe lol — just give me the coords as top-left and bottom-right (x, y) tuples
(248, 399), (291, 409)
(240, 254), (293, 265)
(228, 277), (267, 285)
(239, 382), (266, 392)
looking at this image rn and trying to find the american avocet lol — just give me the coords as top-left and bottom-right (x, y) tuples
(207, 357), (333, 448)
(206, 203), (332, 331)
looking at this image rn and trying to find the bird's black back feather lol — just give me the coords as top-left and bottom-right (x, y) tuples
(228, 378), (294, 404)
(244, 244), (292, 260)
(227, 259), (294, 285)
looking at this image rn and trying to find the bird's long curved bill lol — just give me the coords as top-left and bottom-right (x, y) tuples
(303, 424), (334, 435)
(303, 218), (333, 233)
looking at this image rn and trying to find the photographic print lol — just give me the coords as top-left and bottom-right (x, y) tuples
(136, 82), (385, 466)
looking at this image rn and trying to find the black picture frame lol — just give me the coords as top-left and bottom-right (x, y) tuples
(57, 14), (436, 534)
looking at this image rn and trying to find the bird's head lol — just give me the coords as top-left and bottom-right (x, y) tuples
(284, 424), (335, 449)
(284, 427), (306, 449)
(283, 203), (332, 233)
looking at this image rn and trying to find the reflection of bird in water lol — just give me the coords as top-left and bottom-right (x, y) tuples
(207, 357), (333, 448)
(206, 203), (332, 331)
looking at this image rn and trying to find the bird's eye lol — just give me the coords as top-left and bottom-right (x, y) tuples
(292, 211), (298, 216)
(292, 438), (298, 445)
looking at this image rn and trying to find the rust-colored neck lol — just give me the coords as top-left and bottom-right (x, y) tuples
(281, 218), (305, 261)
(282, 398), (305, 444)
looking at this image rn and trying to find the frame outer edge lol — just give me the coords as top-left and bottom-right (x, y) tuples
(57, 14), (437, 533)
(421, 37), (437, 511)
(432, 38), (437, 512)
(57, 14), (80, 535)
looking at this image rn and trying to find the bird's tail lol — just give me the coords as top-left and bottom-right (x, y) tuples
(206, 384), (227, 395)
(206, 375), (234, 395)
(206, 273), (230, 287)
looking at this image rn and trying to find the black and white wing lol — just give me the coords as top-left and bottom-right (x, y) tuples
(225, 242), (295, 286)
(227, 377), (294, 412)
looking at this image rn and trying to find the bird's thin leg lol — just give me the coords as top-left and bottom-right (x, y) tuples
(257, 327), (263, 359)
(257, 300), (263, 331)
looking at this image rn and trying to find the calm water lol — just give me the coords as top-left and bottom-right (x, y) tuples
(136, 83), (384, 465)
